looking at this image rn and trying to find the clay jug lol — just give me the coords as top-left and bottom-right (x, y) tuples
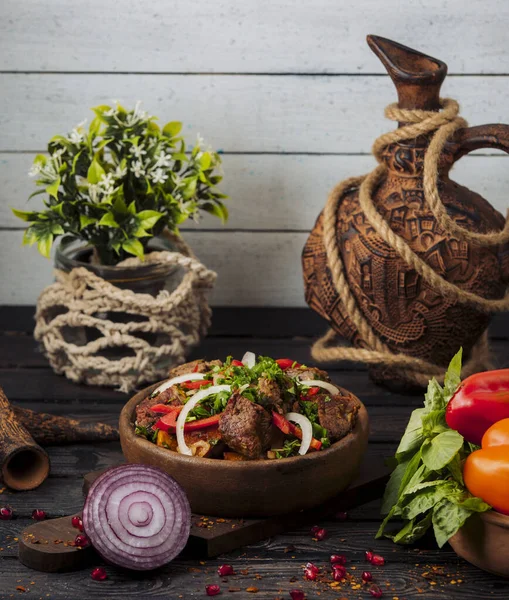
(302, 35), (509, 390)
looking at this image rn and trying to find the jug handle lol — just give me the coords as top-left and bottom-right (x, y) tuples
(451, 124), (509, 160)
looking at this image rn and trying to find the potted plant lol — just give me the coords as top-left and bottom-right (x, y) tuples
(13, 101), (228, 390)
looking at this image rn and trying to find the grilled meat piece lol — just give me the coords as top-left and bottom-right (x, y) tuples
(168, 359), (223, 378)
(136, 385), (184, 429)
(219, 393), (272, 459)
(316, 391), (360, 442)
(285, 366), (330, 382)
(257, 377), (292, 414)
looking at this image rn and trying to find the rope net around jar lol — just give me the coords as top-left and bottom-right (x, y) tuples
(34, 231), (216, 392)
(311, 98), (509, 387)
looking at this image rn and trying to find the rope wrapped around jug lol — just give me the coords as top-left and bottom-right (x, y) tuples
(312, 98), (509, 386)
(34, 231), (216, 392)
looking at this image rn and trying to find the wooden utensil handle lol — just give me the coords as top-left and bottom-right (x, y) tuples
(0, 387), (50, 490)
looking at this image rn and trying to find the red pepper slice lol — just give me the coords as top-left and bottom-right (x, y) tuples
(192, 362), (200, 372)
(276, 358), (301, 370)
(150, 403), (180, 414)
(271, 412), (322, 451)
(183, 380), (213, 389)
(156, 410), (221, 433)
(231, 359), (243, 367)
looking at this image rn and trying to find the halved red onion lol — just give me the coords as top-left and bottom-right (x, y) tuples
(152, 373), (205, 396)
(242, 351), (256, 368)
(83, 464), (191, 571)
(176, 385), (231, 455)
(285, 412), (313, 455)
(299, 379), (339, 396)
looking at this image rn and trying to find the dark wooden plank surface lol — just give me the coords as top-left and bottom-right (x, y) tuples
(0, 306), (508, 599)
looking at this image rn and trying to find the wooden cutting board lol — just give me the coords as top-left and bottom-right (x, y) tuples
(19, 445), (389, 570)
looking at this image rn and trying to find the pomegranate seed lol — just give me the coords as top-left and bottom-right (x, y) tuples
(71, 516), (84, 531)
(304, 568), (317, 581)
(362, 571), (373, 582)
(290, 590), (305, 600)
(335, 511), (348, 521)
(310, 525), (321, 535)
(91, 567), (107, 581)
(74, 534), (89, 547)
(330, 554), (346, 565)
(217, 564), (234, 577)
(370, 554), (385, 566)
(305, 562), (319, 574)
(0, 507), (13, 520)
(332, 565), (346, 581)
(365, 550), (373, 562)
(314, 527), (327, 541)
(206, 585), (221, 596)
(369, 584), (383, 598)
(31, 509), (47, 521)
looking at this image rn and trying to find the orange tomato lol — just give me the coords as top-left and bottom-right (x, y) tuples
(464, 445), (509, 515)
(482, 418), (509, 448)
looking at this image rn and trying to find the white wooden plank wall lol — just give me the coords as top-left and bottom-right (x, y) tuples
(1, 0), (509, 306)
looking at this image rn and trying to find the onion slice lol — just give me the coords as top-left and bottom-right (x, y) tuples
(285, 412), (313, 455)
(299, 379), (339, 396)
(176, 385), (231, 455)
(83, 464), (191, 571)
(242, 351), (256, 368)
(152, 373), (205, 396)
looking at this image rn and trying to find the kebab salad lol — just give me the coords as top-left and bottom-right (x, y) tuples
(134, 353), (360, 460)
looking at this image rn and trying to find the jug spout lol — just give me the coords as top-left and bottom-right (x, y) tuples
(367, 35), (447, 111)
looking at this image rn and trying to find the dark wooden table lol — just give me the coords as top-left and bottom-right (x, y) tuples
(1, 306), (509, 600)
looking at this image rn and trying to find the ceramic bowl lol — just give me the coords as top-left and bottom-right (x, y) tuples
(449, 510), (509, 577)
(119, 382), (370, 517)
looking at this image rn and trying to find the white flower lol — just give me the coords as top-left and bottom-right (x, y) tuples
(155, 151), (172, 168)
(125, 101), (150, 127)
(151, 168), (168, 184)
(69, 128), (84, 145)
(130, 144), (147, 159)
(99, 173), (115, 195)
(114, 164), (127, 178)
(131, 160), (146, 178)
(104, 106), (118, 117)
(28, 163), (42, 177)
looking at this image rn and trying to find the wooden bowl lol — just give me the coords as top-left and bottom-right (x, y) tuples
(119, 382), (370, 517)
(449, 510), (509, 577)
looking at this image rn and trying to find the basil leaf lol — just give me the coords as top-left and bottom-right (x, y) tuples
(395, 408), (427, 461)
(432, 498), (475, 548)
(400, 481), (456, 520)
(444, 348), (463, 402)
(423, 378), (445, 412)
(422, 430), (464, 470)
(421, 410), (448, 437)
(392, 512), (432, 544)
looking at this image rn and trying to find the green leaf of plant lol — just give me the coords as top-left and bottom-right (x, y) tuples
(201, 201), (229, 223)
(122, 238), (144, 259)
(37, 234), (53, 258)
(395, 407), (427, 462)
(432, 498), (474, 548)
(162, 121), (182, 138)
(421, 410), (448, 438)
(381, 461), (409, 515)
(423, 377), (445, 412)
(444, 348), (463, 401)
(87, 158), (106, 184)
(12, 208), (37, 222)
(46, 177), (61, 199)
(392, 512), (432, 544)
(400, 482), (456, 520)
(422, 430), (464, 470)
(23, 228), (37, 246)
(199, 151), (211, 170)
(80, 214), (96, 228)
(137, 210), (163, 230)
(127, 201), (137, 215)
(98, 213), (119, 228)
